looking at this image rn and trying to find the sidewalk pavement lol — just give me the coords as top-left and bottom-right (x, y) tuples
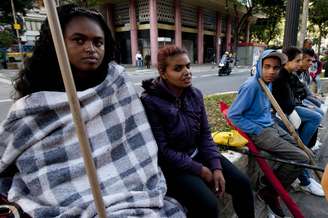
(0, 69), (17, 83)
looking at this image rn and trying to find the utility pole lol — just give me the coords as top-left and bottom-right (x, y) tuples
(283, 0), (301, 48)
(299, 0), (310, 47)
(10, 0), (22, 54)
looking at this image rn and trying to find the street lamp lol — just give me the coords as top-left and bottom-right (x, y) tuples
(10, 0), (22, 54)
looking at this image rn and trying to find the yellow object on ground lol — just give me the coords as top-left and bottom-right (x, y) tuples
(212, 130), (248, 147)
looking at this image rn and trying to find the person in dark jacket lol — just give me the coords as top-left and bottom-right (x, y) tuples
(296, 48), (324, 109)
(272, 47), (324, 197)
(141, 45), (255, 218)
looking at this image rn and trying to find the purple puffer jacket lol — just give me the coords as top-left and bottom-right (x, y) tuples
(141, 77), (222, 176)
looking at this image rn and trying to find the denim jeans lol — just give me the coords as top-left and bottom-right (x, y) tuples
(303, 95), (323, 108)
(311, 76), (321, 94)
(303, 98), (324, 117)
(295, 106), (322, 145)
(136, 59), (143, 68)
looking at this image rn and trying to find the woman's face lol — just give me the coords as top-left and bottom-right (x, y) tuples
(286, 53), (302, 72)
(161, 53), (192, 95)
(64, 16), (105, 74)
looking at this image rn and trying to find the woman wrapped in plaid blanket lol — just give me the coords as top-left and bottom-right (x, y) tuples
(0, 4), (185, 218)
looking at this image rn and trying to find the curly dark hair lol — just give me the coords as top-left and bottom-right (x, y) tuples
(13, 4), (117, 99)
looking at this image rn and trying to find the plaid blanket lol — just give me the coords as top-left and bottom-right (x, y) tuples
(0, 63), (185, 218)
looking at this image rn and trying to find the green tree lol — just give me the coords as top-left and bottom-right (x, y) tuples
(226, 0), (285, 55)
(250, 1), (285, 46)
(308, 0), (328, 56)
(0, 30), (15, 48)
(0, 0), (34, 23)
(0, 0), (34, 47)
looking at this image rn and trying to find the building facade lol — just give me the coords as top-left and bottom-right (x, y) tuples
(100, 0), (248, 65)
(21, 8), (46, 45)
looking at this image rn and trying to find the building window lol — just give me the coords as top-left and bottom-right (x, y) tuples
(181, 1), (197, 28)
(113, 2), (129, 26)
(31, 21), (37, 31)
(204, 9), (216, 31)
(36, 22), (42, 31)
(157, 0), (174, 24)
(25, 21), (32, 31)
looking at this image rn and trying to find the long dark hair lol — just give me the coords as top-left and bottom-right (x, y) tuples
(13, 4), (116, 99)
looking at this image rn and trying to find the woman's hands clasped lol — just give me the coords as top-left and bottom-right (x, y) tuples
(201, 166), (226, 197)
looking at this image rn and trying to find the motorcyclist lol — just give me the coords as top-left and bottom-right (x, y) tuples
(218, 51), (232, 76)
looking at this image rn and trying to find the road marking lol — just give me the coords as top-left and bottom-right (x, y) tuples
(0, 99), (12, 103)
(0, 78), (11, 85)
(134, 82), (141, 86)
(200, 74), (214, 78)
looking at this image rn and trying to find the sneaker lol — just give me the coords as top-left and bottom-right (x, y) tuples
(258, 187), (286, 217)
(267, 208), (276, 218)
(311, 140), (322, 152)
(300, 179), (324, 196)
(318, 124), (325, 129)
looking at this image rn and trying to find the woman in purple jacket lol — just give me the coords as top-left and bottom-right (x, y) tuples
(141, 45), (254, 218)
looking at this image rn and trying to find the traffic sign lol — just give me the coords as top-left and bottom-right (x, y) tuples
(13, 23), (21, 30)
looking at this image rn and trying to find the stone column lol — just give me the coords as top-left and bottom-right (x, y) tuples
(174, 0), (182, 47)
(149, 0), (158, 66)
(129, 0), (138, 65)
(226, 15), (232, 52)
(197, 7), (204, 64)
(215, 12), (222, 63)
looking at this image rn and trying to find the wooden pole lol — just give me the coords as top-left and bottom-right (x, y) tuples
(42, 1), (107, 217)
(258, 78), (322, 180)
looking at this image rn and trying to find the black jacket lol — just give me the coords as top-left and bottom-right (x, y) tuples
(272, 68), (306, 115)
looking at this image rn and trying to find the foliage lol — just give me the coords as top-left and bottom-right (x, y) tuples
(204, 93), (237, 132)
(0, 0), (34, 23)
(250, 1), (285, 46)
(0, 30), (15, 48)
(227, 0), (285, 53)
(0, 0), (33, 45)
(308, 0), (328, 55)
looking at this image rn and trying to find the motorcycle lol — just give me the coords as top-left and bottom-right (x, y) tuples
(250, 64), (256, 76)
(218, 58), (233, 76)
